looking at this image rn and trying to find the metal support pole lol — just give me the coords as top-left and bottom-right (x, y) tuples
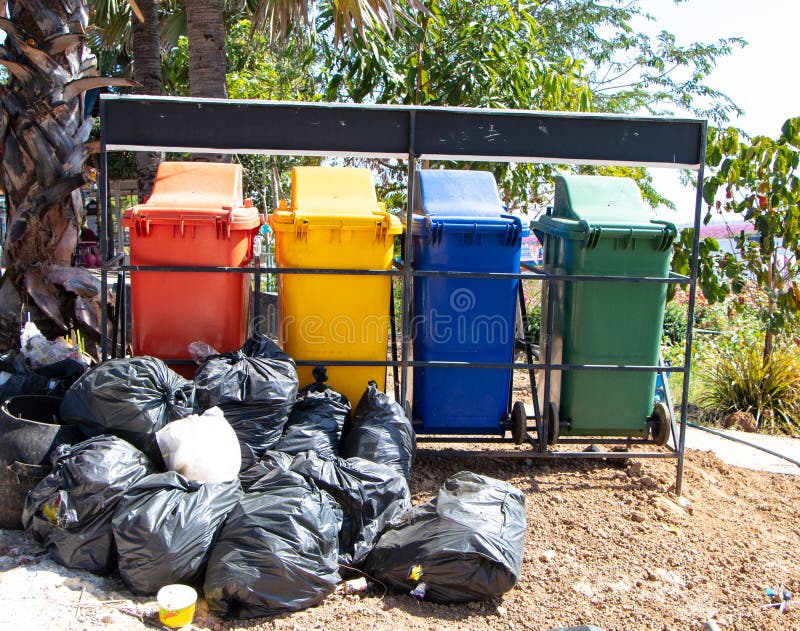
(389, 280), (400, 402)
(541, 277), (555, 452)
(253, 260), (262, 336)
(120, 269), (126, 356)
(111, 271), (122, 358)
(518, 279), (541, 433)
(99, 100), (109, 362)
(400, 112), (417, 407)
(676, 122), (708, 495)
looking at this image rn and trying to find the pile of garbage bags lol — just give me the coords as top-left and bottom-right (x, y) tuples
(14, 334), (526, 619)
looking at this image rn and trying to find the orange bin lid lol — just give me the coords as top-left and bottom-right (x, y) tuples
(123, 162), (261, 230)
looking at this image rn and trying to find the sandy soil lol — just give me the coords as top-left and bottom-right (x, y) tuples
(1, 445), (798, 631)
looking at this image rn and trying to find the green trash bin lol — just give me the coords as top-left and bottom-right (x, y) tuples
(532, 175), (676, 442)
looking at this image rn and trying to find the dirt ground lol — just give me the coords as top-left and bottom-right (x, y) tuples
(1, 444), (799, 631)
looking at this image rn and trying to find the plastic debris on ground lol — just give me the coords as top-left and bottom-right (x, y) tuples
(60, 357), (195, 463)
(156, 406), (241, 483)
(288, 450), (411, 568)
(275, 366), (349, 457)
(194, 335), (298, 469)
(342, 577), (369, 595)
(238, 450), (294, 492)
(19, 321), (87, 370)
(203, 467), (340, 619)
(22, 435), (155, 573)
(362, 471), (526, 603)
(340, 381), (416, 479)
(112, 472), (242, 595)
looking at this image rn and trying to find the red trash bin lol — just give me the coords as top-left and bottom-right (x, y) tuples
(122, 162), (261, 376)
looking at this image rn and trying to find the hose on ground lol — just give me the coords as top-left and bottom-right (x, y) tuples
(686, 421), (800, 470)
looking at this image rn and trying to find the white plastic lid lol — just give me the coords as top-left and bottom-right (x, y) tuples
(157, 584), (197, 610)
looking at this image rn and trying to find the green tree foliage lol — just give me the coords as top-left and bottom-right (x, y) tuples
(318, 0), (742, 211)
(696, 119), (800, 361)
(532, 1), (743, 124)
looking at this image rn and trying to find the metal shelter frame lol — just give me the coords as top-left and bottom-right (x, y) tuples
(98, 95), (707, 494)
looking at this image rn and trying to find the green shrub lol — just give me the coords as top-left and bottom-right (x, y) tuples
(524, 302), (541, 345)
(663, 301), (687, 344)
(699, 342), (800, 434)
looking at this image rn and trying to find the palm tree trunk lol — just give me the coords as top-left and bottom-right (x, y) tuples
(0, 0), (134, 350)
(131, 0), (164, 200)
(185, 0), (228, 98)
(184, 0), (229, 163)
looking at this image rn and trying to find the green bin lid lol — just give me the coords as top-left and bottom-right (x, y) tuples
(531, 175), (676, 250)
(553, 174), (651, 226)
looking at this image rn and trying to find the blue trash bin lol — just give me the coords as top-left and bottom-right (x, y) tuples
(407, 170), (528, 434)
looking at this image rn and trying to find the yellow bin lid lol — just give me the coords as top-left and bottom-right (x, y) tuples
(270, 167), (402, 233)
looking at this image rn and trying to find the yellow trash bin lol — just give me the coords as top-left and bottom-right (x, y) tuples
(268, 167), (403, 405)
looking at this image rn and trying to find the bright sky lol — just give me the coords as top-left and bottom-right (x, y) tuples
(641, 0), (800, 223)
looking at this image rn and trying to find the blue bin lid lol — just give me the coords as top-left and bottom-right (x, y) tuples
(403, 170), (527, 241)
(414, 170), (505, 218)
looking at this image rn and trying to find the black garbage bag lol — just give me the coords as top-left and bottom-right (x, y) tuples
(60, 357), (195, 462)
(288, 450), (411, 568)
(112, 473), (242, 595)
(203, 467), (340, 618)
(340, 381), (416, 479)
(0, 351), (85, 400)
(362, 471), (526, 603)
(194, 335), (298, 469)
(238, 450), (294, 492)
(22, 435), (155, 573)
(275, 367), (349, 457)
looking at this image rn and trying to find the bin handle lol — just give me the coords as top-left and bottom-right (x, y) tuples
(650, 220), (678, 251)
(281, 209), (394, 230)
(428, 215), (523, 245)
(533, 215), (675, 249)
(127, 209), (241, 238)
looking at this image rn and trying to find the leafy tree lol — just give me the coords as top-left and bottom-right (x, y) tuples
(181, 0), (421, 102)
(531, 0), (743, 125)
(320, 0), (742, 211)
(697, 119), (800, 362)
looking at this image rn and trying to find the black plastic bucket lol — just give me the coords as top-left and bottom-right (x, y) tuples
(0, 395), (83, 529)
(0, 395), (83, 467)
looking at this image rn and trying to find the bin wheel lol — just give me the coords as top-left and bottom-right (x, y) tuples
(511, 401), (527, 444)
(650, 402), (671, 446)
(546, 402), (560, 446)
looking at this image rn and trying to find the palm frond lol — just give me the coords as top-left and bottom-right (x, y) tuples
(249, 0), (425, 45)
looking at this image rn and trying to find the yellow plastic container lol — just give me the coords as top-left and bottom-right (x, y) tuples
(269, 167), (403, 405)
(156, 584), (197, 628)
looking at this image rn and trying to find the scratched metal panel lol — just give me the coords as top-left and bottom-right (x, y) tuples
(102, 97), (409, 157)
(413, 109), (702, 167)
(101, 96), (704, 167)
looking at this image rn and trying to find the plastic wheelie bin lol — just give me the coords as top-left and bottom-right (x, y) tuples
(268, 167), (402, 406)
(407, 170), (527, 434)
(122, 162), (261, 377)
(532, 174), (676, 444)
